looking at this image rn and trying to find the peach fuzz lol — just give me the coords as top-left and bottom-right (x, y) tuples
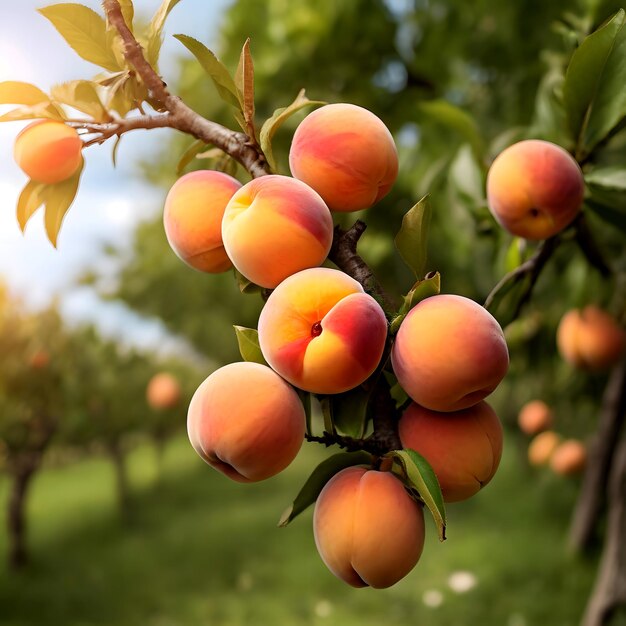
(187, 362), (305, 482)
(557, 306), (626, 370)
(221, 175), (333, 288)
(486, 139), (584, 240)
(528, 431), (561, 467)
(14, 120), (83, 184)
(163, 170), (241, 273)
(146, 372), (181, 410)
(313, 467), (425, 588)
(391, 294), (509, 412)
(258, 268), (388, 394)
(518, 400), (554, 435)
(550, 439), (587, 476)
(399, 401), (503, 503)
(289, 103), (398, 212)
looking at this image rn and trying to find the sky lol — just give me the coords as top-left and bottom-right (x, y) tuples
(0, 0), (232, 357)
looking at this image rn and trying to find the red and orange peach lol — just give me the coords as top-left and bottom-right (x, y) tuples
(14, 120), (83, 185)
(391, 294), (509, 412)
(258, 268), (388, 394)
(163, 170), (241, 273)
(289, 103), (398, 212)
(486, 139), (584, 240)
(313, 466), (425, 588)
(550, 439), (587, 476)
(399, 401), (503, 502)
(528, 431), (561, 467)
(187, 362), (305, 482)
(221, 175), (333, 288)
(518, 400), (554, 435)
(146, 372), (181, 410)
(557, 306), (626, 370)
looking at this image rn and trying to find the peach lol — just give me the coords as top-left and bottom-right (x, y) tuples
(398, 401), (503, 503)
(486, 139), (584, 240)
(221, 175), (333, 288)
(163, 170), (241, 273)
(313, 466), (425, 588)
(550, 439), (587, 476)
(518, 400), (554, 435)
(391, 294), (509, 412)
(187, 362), (305, 482)
(528, 431), (561, 467)
(557, 306), (625, 370)
(258, 268), (388, 394)
(14, 120), (83, 184)
(289, 103), (398, 212)
(29, 350), (50, 370)
(146, 372), (181, 410)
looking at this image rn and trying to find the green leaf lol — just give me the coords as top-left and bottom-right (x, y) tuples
(504, 237), (523, 273)
(146, 0), (183, 67)
(233, 326), (267, 365)
(278, 451), (373, 527)
(586, 199), (626, 233)
(38, 4), (122, 72)
(585, 165), (626, 190)
(419, 99), (486, 161)
(563, 9), (626, 158)
(51, 80), (109, 121)
(389, 448), (447, 541)
(319, 397), (335, 435)
(235, 38), (256, 141)
(0, 82), (50, 106)
(390, 271), (441, 333)
(259, 90), (325, 172)
(328, 387), (371, 439)
(0, 103), (65, 123)
(394, 196), (432, 279)
(176, 139), (208, 175)
(297, 389), (313, 436)
(174, 35), (241, 109)
(233, 269), (262, 295)
(16, 180), (46, 232)
(41, 158), (84, 247)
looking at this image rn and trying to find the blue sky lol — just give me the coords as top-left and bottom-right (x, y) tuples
(0, 0), (232, 356)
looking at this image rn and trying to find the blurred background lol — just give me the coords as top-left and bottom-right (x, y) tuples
(1, 0), (625, 624)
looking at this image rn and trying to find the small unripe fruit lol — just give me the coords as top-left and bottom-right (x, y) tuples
(163, 170), (241, 273)
(147, 372), (181, 410)
(289, 103), (398, 212)
(14, 120), (83, 184)
(528, 431), (561, 467)
(550, 439), (587, 476)
(486, 139), (584, 240)
(557, 306), (625, 370)
(314, 467), (425, 588)
(518, 400), (554, 435)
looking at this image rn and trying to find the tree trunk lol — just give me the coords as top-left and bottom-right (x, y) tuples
(108, 440), (130, 520)
(7, 461), (36, 570)
(569, 360), (626, 552)
(581, 440), (626, 626)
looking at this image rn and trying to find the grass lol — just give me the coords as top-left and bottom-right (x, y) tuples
(0, 432), (599, 626)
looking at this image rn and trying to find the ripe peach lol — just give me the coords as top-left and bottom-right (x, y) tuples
(29, 350), (50, 370)
(518, 400), (554, 435)
(528, 431), (561, 467)
(146, 372), (181, 410)
(550, 439), (587, 476)
(313, 466), (425, 588)
(14, 120), (83, 184)
(557, 306), (625, 370)
(163, 170), (241, 273)
(398, 401), (503, 503)
(258, 268), (388, 394)
(289, 103), (398, 212)
(221, 175), (333, 288)
(187, 362), (305, 482)
(391, 294), (509, 412)
(486, 139), (584, 240)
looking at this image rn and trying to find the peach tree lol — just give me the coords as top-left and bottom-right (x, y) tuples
(2, 0), (626, 622)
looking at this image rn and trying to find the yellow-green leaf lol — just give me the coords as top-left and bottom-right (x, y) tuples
(394, 195), (432, 278)
(176, 139), (208, 175)
(146, 0), (183, 67)
(0, 82), (50, 106)
(51, 80), (109, 122)
(117, 0), (134, 31)
(0, 102), (65, 123)
(39, 3), (121, 72)
(259, 89), (325, 171)
(42, 158), (84, 247)
(235, 38), (256, 141)
(233, 326), (267, 365)
(16, 180), (46, 232)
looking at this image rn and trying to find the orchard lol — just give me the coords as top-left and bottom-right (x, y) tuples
(1, 1), (626, 625)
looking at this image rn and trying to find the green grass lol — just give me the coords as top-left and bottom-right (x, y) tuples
(0, 432), (599, 626)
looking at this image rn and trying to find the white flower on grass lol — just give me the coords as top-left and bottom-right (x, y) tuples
(314, 599), (333, 618)
(422, 589), (444, 608)
(447, 570), (478, 593)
